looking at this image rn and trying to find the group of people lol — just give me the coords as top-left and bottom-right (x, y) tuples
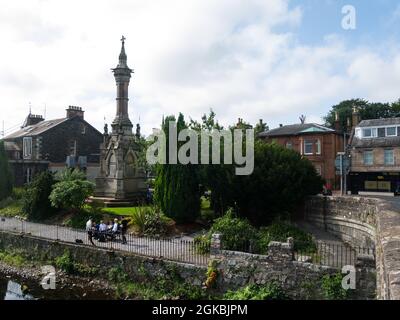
(85, 217), (128, 245)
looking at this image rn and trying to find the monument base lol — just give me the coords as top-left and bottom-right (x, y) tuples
(88, 195), (147, 207)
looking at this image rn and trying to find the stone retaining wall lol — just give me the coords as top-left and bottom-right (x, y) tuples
(0, 229), (376, 299)
(305, 195), (400, 300)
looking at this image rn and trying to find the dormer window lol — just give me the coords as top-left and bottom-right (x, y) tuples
(23, 137), (32, 159)
(387, 127), (396, 136)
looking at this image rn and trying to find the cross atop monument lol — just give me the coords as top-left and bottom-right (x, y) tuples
(121, 35), (126, 43)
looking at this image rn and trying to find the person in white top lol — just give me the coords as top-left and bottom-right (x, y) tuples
(85, 218), (92, 231)
(99, 221), (107, 232)
(112, 219), (119, 233)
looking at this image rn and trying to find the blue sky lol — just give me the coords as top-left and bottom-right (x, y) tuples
(1, 0), (400, 136)
(292, 0), (400, 45)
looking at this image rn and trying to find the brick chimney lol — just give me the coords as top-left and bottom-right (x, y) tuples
(66, 106), (84, 119)
(334, 111), (341, 132)
(352, 106), (361, 131)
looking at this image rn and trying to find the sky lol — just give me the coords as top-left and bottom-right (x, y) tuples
(1, 0), (400, 137)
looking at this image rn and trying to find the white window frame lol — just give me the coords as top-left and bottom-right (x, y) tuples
(362, 128), (372, 138)
(25, 168), (32, 184)
(304, 140), (314, 155)
(286, 141), (293, 150)
(316, 139), (321, 155)
(384, 149), (395, 165)
(23, 137), (32, 159)
(386, 127), (397, 137)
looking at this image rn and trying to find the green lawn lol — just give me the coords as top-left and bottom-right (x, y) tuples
(102, 206), (149, 217)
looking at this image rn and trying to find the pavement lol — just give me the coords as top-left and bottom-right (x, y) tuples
(0, 217), (209, 266)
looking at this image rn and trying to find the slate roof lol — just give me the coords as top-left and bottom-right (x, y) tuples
(259, 123), (335, 138)
(351, 136), (400, 148)
(3, 118), (68, 139)
(357, 118), (400, 128)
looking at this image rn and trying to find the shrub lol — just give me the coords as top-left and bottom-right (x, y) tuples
(209, 209), (259, 251)
(195, 209), (259, 253)
(22, 171), (56, 220)
(130, 207), (148, 234)
(55, 250), (75, 274)
(321, 273), (349, 300)
(55, 250), (97, 276)
(12, 187), (25, 200)
(154, 114), (200, 224)
(63, 208), (103, 229)
(130, 206), (173, 237)
(224, 283), (289, 300)
(49, 169), (95, 211)
(233, 141), (324, 225)
(259, 221), (317, 253)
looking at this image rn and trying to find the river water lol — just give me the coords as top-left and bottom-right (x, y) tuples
(0, 273), (113, 300)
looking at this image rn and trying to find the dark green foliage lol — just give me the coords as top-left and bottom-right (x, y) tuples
(139, 206), (172, 237)
(0, 141), (13, 201)
(194, 209), (260, 253)
(224, 283), (289, 300)
(55, 250), (97, 276)
(321, 273), (349, 300)
(63, 206), (103, 229)
(49, 169), (95, 211)
(233, 141), (323, 225)
(22, 171), (56, 220)
(259, 221), (317, 252)
(209, 209), (259, 251)
(324, 98), (400, 132)
(154, 114), (200, 223)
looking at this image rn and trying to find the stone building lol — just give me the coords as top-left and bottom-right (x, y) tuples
(2, 107), (103, 186)
(259, 122), (346, 189)
(94, 37), (147, 203)
(348, 116), (400, 194)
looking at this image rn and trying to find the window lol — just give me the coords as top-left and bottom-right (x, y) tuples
(23, 137), (32, 159)
(384, 149), (394, 165)
(81, 125), (86, 135)
(397, 127), (400, 136)
(363, 128), (372, 138)
(316, 140), (321, 155)
(378, 128), (386, 138)
(69, 140), (77, 157)
(387, 127), (396, 136)
(25, 168), (32, 184)
(363, 151), (373, 165)
(304, 140), (313, 155)
(286, 142), (293, 150)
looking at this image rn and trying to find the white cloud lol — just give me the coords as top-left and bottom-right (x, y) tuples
(0, 0), (399, 137)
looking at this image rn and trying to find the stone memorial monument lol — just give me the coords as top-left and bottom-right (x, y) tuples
(93, 36), (147, 205)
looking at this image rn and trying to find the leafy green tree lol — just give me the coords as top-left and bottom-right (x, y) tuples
(324, 99), (400, 132)
(324, 99), (368, 131)
(49, 169), (95, 211)
(0, 141), (13, 200)
(22, 171), (56, 220)
(154, 114), (200, 223)
(233, 141), (323, 225)
(189, 110), (235, 216)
